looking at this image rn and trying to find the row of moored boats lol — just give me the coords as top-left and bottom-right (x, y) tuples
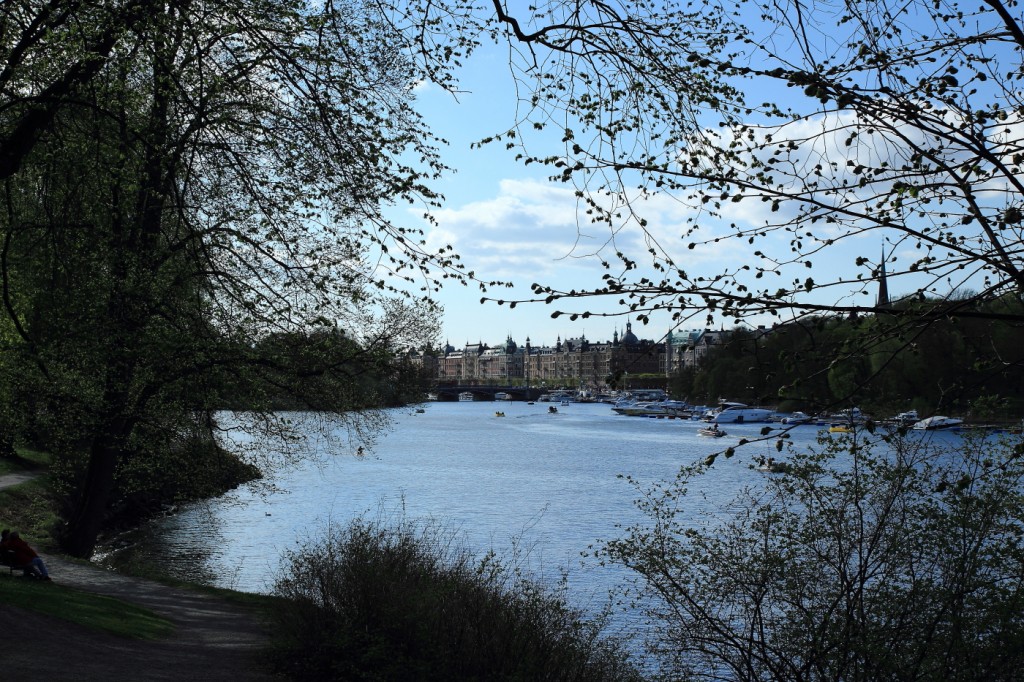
(611, 400), (969, 431)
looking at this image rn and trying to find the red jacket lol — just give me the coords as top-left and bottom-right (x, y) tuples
(5, 537), (38, 565)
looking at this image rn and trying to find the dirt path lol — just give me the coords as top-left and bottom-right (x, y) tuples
(0, 473), (280, 681)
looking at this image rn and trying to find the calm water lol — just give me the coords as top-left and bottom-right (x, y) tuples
(101, 402), (961, 633)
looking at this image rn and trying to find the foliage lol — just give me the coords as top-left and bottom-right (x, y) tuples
(601, 429), (1024, 680)
(0, 0), (454, 556)
(671, 296), (1024, 417)
(270, 515), (644, 682)
(0, 477), (59, 550)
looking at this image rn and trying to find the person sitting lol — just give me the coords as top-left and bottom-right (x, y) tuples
(4, 531), (51, 580)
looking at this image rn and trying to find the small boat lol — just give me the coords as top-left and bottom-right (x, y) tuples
(782, 411), (813, 425)
(458, 391), (475, 402)
(548, 405), (558, 414)
(415, 408), (425, 413)
(912, 415), (963, 430)
(698, 426), (726, 437)
(829, 423), (853, 433)
(494, 411), (505, 417)
(495, 392), (512, 401)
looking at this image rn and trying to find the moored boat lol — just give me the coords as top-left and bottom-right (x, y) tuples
(912, 415), (963, 430)
(890, 409), (919, 426)
(782, 411), (814, 425)
(458, 391), (475, 402)
(708, 401), (774, 424)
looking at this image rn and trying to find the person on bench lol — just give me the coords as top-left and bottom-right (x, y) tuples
(1, 530), (51, 580)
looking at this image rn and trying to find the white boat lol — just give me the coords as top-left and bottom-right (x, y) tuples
(891, 409), (919, 426)
(710, 402), (774, 424)
(837, 407), (869, 424)
(458, 391), (475, 402)
(912, 415), (963, 430)
(781, 411), (814, 425)
(495, 392), (512, 401)
(698, 426), (726, 437)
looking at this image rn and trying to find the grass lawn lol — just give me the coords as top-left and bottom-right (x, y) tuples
(0, 573), (175, 639)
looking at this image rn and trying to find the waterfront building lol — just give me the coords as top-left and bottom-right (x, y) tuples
(431, 321), (680, 389)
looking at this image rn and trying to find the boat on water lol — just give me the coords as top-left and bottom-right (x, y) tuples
(698, 426), (726, 437)
(782, 411), (814, 425)
(912, 415), (963, 430)
(458, 391), (475, 402)
(494, 411), (505, 417)
(548, 405), (558, 414)
(707, 401), (774, 424)
(495, 392), (512, 401)
(890, 409), (919, 426)
(613, 399), (690, 417)
(829, 423), (853, 433)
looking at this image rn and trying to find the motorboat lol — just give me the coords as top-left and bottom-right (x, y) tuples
(494, 411), (505, 417)
(912, 415), (963, 430)
(829, 423), (853, 433)
(698, 426), (726, 437)
(709, 402), (774, 424)
(495, 392), (512, 401)
(781, 411), (814, 425)
(613, 400), (690, 417)
(836, 407), (869, 424)
(548, 405), (558, 414)
(891, 409), (919, 426)
(458, 391), (475, 402)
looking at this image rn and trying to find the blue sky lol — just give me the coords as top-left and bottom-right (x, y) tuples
(392, 47), (643, 347)
(390, 37), (923, 350)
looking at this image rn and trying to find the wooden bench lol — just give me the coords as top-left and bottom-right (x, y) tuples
(1, 548), (33, 576)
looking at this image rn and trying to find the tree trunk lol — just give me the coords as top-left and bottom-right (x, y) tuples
(60, 427), (123, 558)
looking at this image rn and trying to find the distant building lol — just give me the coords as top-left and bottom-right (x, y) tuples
(429, 321), (697, 388)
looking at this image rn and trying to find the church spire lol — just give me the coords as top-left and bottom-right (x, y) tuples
(877, 247), (890, 308)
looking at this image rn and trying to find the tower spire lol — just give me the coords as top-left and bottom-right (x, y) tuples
(877, 246), (890, 308)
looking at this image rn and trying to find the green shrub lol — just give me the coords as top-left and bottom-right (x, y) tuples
(603, 427), (1024, 680)
(268, 516), (644, 681)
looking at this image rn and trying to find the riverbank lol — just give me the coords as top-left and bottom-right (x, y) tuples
(1, 554), (278, 680)
(0, 471), (279, 680)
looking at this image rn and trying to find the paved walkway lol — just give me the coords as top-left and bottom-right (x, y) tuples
(0, 470), (41, 490)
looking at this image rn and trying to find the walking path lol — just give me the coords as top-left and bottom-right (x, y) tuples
(0, 473), (278, 681)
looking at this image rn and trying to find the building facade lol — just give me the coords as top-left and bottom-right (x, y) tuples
(427, 322), (724, 389)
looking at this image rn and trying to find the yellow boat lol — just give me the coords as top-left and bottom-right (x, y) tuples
(828, 423), (852, 433)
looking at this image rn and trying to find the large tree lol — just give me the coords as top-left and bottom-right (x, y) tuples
(1, 0), (458, 556)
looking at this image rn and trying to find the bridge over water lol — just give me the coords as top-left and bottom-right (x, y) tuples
(431, 386), (544, 402)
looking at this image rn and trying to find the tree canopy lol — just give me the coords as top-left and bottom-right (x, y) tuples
(0, 0), (460, 556)
(423, 0), (1024, 338)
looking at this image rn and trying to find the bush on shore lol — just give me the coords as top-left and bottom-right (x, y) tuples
(267, 516), (644, 681)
